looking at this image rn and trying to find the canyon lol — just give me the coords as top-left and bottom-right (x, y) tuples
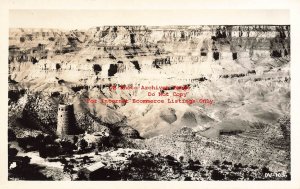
(8, 25), (290, 178)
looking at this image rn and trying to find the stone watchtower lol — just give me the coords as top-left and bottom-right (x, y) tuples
(57, 103), (76, 138)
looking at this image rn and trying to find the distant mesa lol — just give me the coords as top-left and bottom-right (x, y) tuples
(181, 111), (198, 127)
(159, 108), (177, 124)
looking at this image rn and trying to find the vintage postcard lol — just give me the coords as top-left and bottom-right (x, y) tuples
(1, 0), (300, 189)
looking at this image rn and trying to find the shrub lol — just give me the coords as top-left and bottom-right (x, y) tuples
(8, 129), (16, 142)
(211, 170), (225, 180)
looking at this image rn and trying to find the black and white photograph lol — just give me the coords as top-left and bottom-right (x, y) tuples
(1, 1), (300, 188)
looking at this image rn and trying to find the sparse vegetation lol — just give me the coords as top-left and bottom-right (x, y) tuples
(8, 26), (290, 181)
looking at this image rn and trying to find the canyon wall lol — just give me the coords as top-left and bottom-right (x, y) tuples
(9, 26), (290, 91)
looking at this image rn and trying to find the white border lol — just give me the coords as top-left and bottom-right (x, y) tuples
(1, 0), (300, 189)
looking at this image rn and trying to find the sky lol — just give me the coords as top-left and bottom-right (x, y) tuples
(9, 9), (289, 30)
